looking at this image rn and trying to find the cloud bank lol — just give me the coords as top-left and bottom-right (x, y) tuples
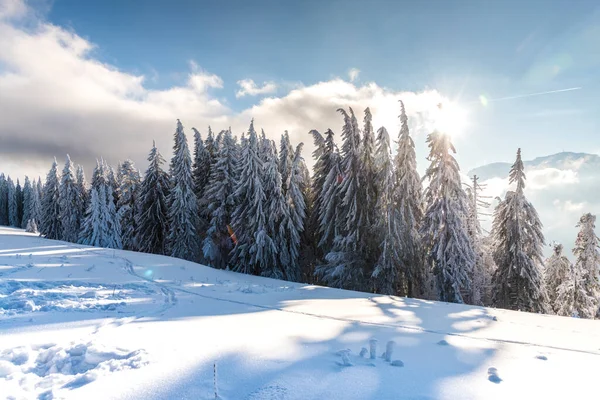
(0, 0), (448, 180)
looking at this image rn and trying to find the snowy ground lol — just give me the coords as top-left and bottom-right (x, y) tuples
(0, 227), (598, 399)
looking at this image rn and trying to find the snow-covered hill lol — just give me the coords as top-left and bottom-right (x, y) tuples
(0, 227), (599, 399)
(467, 152), (600, 255)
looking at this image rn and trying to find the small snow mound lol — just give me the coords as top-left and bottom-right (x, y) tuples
(437, 340), (450, 346)
(0, 360), (18, 377)
(359, 348), (368, 358)
(391, 360), (404, 367)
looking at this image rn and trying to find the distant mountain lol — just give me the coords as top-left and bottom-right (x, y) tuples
(468, 152), (600, 181)
(468, 152), (600, 258)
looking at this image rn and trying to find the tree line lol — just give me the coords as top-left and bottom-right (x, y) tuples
(0, 101), (598, 318)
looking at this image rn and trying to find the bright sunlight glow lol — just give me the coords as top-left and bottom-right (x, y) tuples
(433, 101), (469, 137)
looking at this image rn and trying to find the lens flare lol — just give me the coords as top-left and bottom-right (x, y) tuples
(434, 102), (469, 137)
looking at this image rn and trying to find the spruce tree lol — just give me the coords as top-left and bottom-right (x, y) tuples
(60, 155), (80, 242)
(75, 165), (88, 229)
(40, 160), (62, 240)
(167, 120), (200, 261)
(21, 177), (32, 229)
(394, 100), (426, 298)
(544, 243), (572, 313)
(79, 163), (122, 249)
(230, 120), (268, 275)
(30, 178), (42, 226)
(136, 142), (170, 255)
(117, 160), (141, 250)
(372, 126), (403, 295)
(260, 138), (287, 279)
(279, 131), (295, 195)
(491, 149), (548, 313)
(570, 213), (600, 318)
(317, 108), (370, 291)
(192, 127), (211, 202)
(202, 129), (238, 268)
(15, 179), (23, 227)
(7, 177), (18, 227)
(421, 131), (475, 303)
(0, 174), (8, 226)
(316, 129), (341, 254)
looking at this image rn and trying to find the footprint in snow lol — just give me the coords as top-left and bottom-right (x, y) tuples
(488, 367), (502, 384)
(536, 355), (548, 361)
(247, 385), (288, 400)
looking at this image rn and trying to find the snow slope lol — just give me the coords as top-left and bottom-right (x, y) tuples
(0, 227), (599, 399)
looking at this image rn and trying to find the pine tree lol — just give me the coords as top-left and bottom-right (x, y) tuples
(167, 120), (200, 261)
(371, 126), (403, 295)
(7, 177), (18, 227)
(40, 160), (62, 240)
(279, 131), (295, 195)
(230, 120), (269, 275)
(107, 164), (119, 206)
(25, 218), (38, 233)
(394, 101), (426, 298)
(117, 160), (141, 250)
(316, 129), (341, 254)
(202, 129), (238, 268)
(15, 179), (23, 227)
(544, 243), (572, 313)
(21, 177), (32, 229)
(75, 165), (88, 229)
(0, 174), (8, 226)
(317, 108), (370, 291)
(361, 107), (377, 227)
(259, 138), (287, 279)
(421, 131), (475, 303)
(491, 149), (548, 313)
(59, 155), (81, 242)
(136, 142), (170, 255)
(205, 126), (217, 162)
(570, 213), (600, 318)
(192, 127), (211, 202)
(30, 178), (42, 227)
(79, 163), (122, 249)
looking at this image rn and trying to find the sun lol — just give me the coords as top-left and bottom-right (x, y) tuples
(433, 101), (469, 138)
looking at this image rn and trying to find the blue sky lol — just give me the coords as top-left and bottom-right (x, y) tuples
(41, 0), (599, 167)
(0, 0), (598, 179)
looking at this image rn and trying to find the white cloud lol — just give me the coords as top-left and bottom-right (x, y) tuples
(235, 79), (277, 98)
(0, 3), (447, 183)
(0, 0), (27, 20)
(348, 68), (360, 82)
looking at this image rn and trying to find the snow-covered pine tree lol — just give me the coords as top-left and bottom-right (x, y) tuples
(117, 160), (141, 251)
(260, 138), (287, 279)
(136, 142), (170, 255)
(420, 130), (475, 303)
(31, 178), (43, 226)
(15, 179), (23, 227)
(75, 165), (88, 228)
(394, 100), (426, 298)
(230, 120), (269, 276)
(59, 155), (81, 242)
(491, 149), (548, 313)
(361, 107), (377, 228)
(192, 127), (211, 203)
(316, 129), (341, 254)
(40, 160), (62, 239)
(281, 143), (307, 282)
(205, 126), (217, 162)
(21, 177), (32, 229)
(7, 177), (17, 227)
(167, 120), (200, 261)
(202, 129), (238, 268)
(79, 162), (122, 249)
(317, 108), (371, 291)
(371, 126), (403, 295)
(279, 131), (294, 194)
(544, 243), (572, 313)
(107, 163), (119, 206)
(26, 218), (38, 233)
(0, 174), (8, 226)
(570, 213), (600, 318)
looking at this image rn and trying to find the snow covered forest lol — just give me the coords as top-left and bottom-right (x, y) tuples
(1, 102), (598, 319)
